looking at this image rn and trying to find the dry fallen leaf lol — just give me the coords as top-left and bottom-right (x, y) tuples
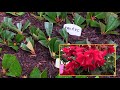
(26, 41), (35, 55)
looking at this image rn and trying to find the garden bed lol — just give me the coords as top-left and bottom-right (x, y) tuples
(0, 12), (120, 78)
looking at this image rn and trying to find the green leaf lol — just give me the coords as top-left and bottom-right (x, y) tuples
(75, 76), (88, 78)
(49, 37), (57, 53)
(15, 34), (24, 43)
(56, 12), (61, 17)
(22, 20), (31, 31)
(39, 29), (47, 40)
(30, 67), (41, 78)
(54, 39), (64, 53)
(90, 20), (99, 27)
(43, 15), (56, 23)
(38, 40), (48, 48)
(6, 58), (22, 77)
(3, 17), (21, 34)
(40, 69), (47, 78)
(95, 76), (99, 78)
(0, 48), (2, 53)
(2, 54), (16, 69)
(59, 28), (68, 43)
(106, 31), (119, 35)
(44, 22), (53, 37)
(10, 45), (19, 51)
(45, 12), (57, 20)
(95, 12), (106, 19)
(74, 13), (85, 25)
(55, 75), (72, 78)
(106, 13), (120, 32)
(66, 17), (71, 24)
(20, 43), (30, 51)
(16, 12), (25, 16)
(99, 22), (106, 34)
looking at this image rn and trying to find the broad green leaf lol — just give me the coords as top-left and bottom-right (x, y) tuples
(2, 54), (16, 69)
(106, 14), (120, 32)
(43, 15), (56, 23)
(74, 13), (85, 25)
(26, 37), (34, 46)
(30, 67), (41, 78)
(3, 17), (21, 34)
(22, 20), (31, 31)
(99, 22), (106, 34)
(90, 20), (99, 27)
(61, 12), (67, 19)
(54, 39), (64, 53)
(59, 28), (68, 43)
(10, 45), (19, 51)
(56, 12), (61, 17)
(45, 12), (57, 20)
(15, 34), (24, 43)
(40, 69), (47, 78)
(44, 22), (53, 37)
(49, 37), (57, 52)
(6, 58), (22, 77)
(66, 17), (71, 24)
(39, 29), (47, 40)
(20, 43), (30, 51)
(38, 40), (48, 48)
(95, 12), (106, 19)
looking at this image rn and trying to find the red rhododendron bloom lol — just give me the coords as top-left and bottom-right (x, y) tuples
(107, 45), (115, 54)
(60, 45), (115, 75)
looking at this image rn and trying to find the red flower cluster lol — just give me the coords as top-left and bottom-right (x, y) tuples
(61, 45), (115, 75)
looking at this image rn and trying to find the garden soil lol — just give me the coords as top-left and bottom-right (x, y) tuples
(0, 12), (120, 78)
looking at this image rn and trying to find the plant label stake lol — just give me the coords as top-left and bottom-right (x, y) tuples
(55, 58), (60, 68)
(63, 24), (82, 36)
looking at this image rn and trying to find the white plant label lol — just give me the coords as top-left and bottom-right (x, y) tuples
(55, 58), (60, 68)
(63, 24), (82, 36)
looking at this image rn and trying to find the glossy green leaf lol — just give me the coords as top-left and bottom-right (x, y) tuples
(49, 37), (57, 52)
(90, 20), (99, 27)
(2, 54), (16, 69)
(38, 40), (48, 48)
(74, 13), (85, 25)
(40, 69), (47, 78)
(30, 67), (41, 78)
(99, 22), (106, 34)
(22, 20), (31, 31)
(6, 58), (22, 77)
(106, 13), (120, 32)
(95, 12), (106, 19)
(59, 28), (68, 43)
(44, 22), (53, 37)
(15, 34), (24, 43)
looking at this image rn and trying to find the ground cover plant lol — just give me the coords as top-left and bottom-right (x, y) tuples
(0, 12), (120, 78)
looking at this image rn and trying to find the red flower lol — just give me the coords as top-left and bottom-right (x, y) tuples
(107, 45), (115, 54)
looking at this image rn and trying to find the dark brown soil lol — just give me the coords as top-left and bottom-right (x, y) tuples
(0, 12), (120, 78)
